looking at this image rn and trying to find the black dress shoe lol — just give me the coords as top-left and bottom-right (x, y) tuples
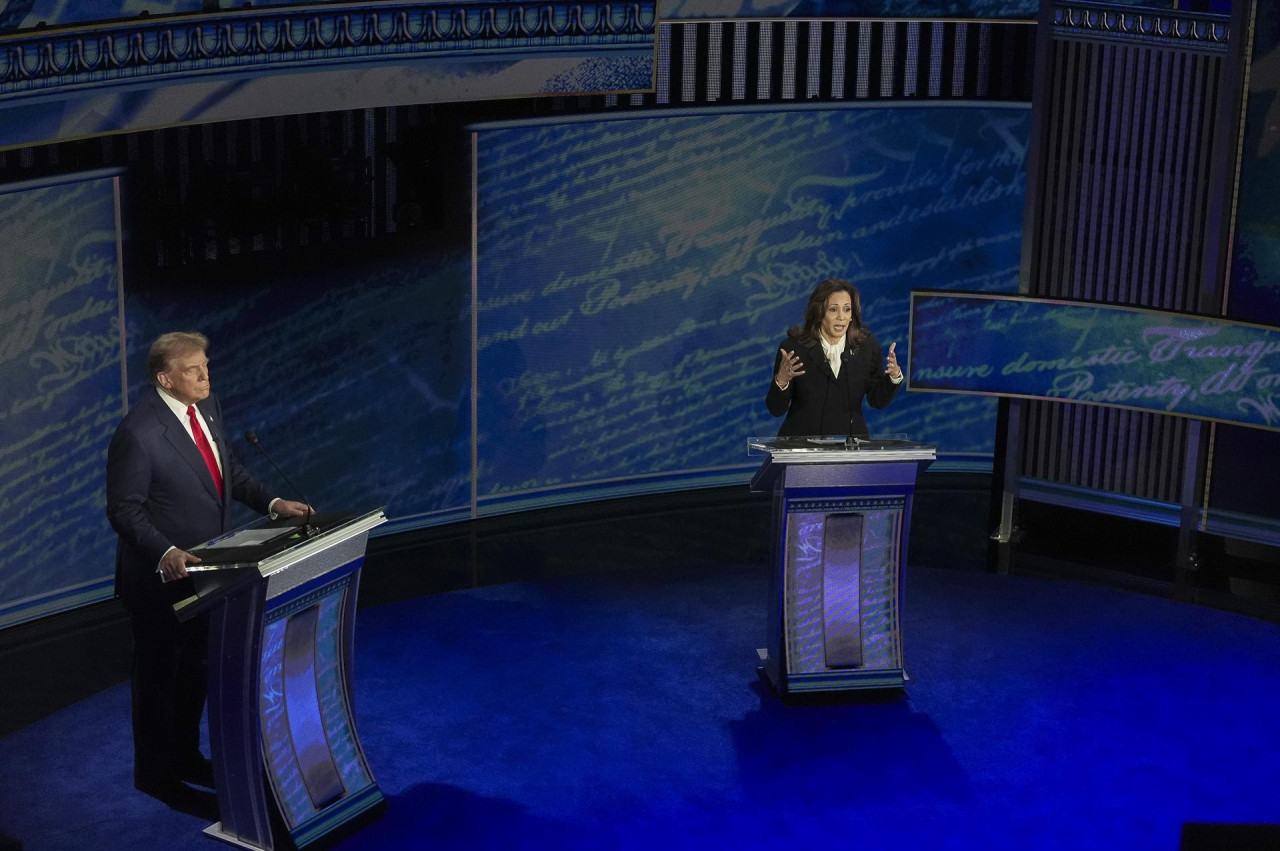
(177, 755), (216, 789)
(135, 778), (220, 821)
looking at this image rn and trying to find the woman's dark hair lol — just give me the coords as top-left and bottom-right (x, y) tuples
(787, 279), (870, 348)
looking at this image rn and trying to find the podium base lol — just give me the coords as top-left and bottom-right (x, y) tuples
(756, 648), (909, 700)
(204, 792), (386, 850)
(204, 823), (262, 850)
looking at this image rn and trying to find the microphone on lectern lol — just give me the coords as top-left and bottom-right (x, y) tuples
(244, 430), (318, 538)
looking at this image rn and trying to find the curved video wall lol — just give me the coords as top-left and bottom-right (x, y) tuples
(0, 101), (1030, 626)
(473, 103), (1030, 512)
(0, 172), (125, 626)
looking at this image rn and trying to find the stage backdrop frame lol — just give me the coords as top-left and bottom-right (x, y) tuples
(0, 168), (127, 629)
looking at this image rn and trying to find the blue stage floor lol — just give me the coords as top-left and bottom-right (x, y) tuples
(3, 556), (1279, 850)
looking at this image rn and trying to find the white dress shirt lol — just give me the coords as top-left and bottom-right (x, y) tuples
(155, 386), (224, 475)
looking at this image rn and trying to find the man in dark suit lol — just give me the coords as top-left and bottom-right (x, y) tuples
(106, 331), (309, 815)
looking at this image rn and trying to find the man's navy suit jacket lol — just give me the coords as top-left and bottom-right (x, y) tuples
(106, 388), (273, 613)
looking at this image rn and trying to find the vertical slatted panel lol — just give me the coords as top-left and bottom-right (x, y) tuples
(1094, 42), (1121, 304)
(976, 23), (992, 96)
(1022, 17), (1226, 504)
(880, 21), (897, 97)
(781, 22), (798, 100)
(633, 19), (1034, 110)
(1151, 49), (1175, 309)
(831, 22), (848, 99)
(1166, 50), (1191, 309)
(758, 22), (773, 100)
(933, 22), (947, 96)
(903, 22), (920, 97)
(854, 21), (872, 98)
(1098, 405), (1118, 492)
(808, 21), (825, 99)
(951, 23), (968, 96)
(682, 22), (699, 103)
(655, 23), (672, 104)
(706, 22), (723, 102)
(1190, 51), (1220, 310)
(1073, 39), (1100, 299)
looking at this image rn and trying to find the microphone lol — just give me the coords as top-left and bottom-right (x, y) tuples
(244, 430), (318, 538)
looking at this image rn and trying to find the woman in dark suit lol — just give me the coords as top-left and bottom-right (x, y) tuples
(766, 278), (903, 437)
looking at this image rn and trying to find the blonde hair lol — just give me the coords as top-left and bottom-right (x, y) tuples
(147, 332), (209, 386)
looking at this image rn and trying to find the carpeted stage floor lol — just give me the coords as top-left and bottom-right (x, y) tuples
(2, 485), (1279, 850)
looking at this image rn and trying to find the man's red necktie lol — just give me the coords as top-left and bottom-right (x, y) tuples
(187, 405), (224, 499)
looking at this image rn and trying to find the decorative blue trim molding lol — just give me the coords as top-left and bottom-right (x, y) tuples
(1020, 476), (1280, 550)
(1051, 1), (1229, 52)
(0, 1), (657, 99)
(475, 465), (757, 517)
(375, 505), (475, 537)
(0, 577), (115, 631)
(1019, 476), (1180, 527)
(1203, 508), (1280, 550)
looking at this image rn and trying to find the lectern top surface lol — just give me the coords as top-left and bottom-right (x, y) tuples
(748, 436), (936, 463)
(185, 508), (386, 571)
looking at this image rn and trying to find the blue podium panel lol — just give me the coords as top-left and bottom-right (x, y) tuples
(751, 442), (934, 696)
(260, 570), (381, 847)
(195, 510), (386, 850)
(784, 500), (904, 690)
(820, 513), (865, 669)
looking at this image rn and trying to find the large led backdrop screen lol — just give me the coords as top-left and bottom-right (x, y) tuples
(0, 103), (1034, 627)
(473, 103), (1030, 513)
(0, 172), (124, 627)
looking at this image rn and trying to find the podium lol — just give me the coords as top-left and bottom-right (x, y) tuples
(173, 509), (387, 849)
(750, 439), (935, 695)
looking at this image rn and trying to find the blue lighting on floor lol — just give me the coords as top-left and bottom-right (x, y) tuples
(2, 564), (1278, 849)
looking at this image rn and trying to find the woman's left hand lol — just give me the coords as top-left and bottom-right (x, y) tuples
(885, 342), (902, 380)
